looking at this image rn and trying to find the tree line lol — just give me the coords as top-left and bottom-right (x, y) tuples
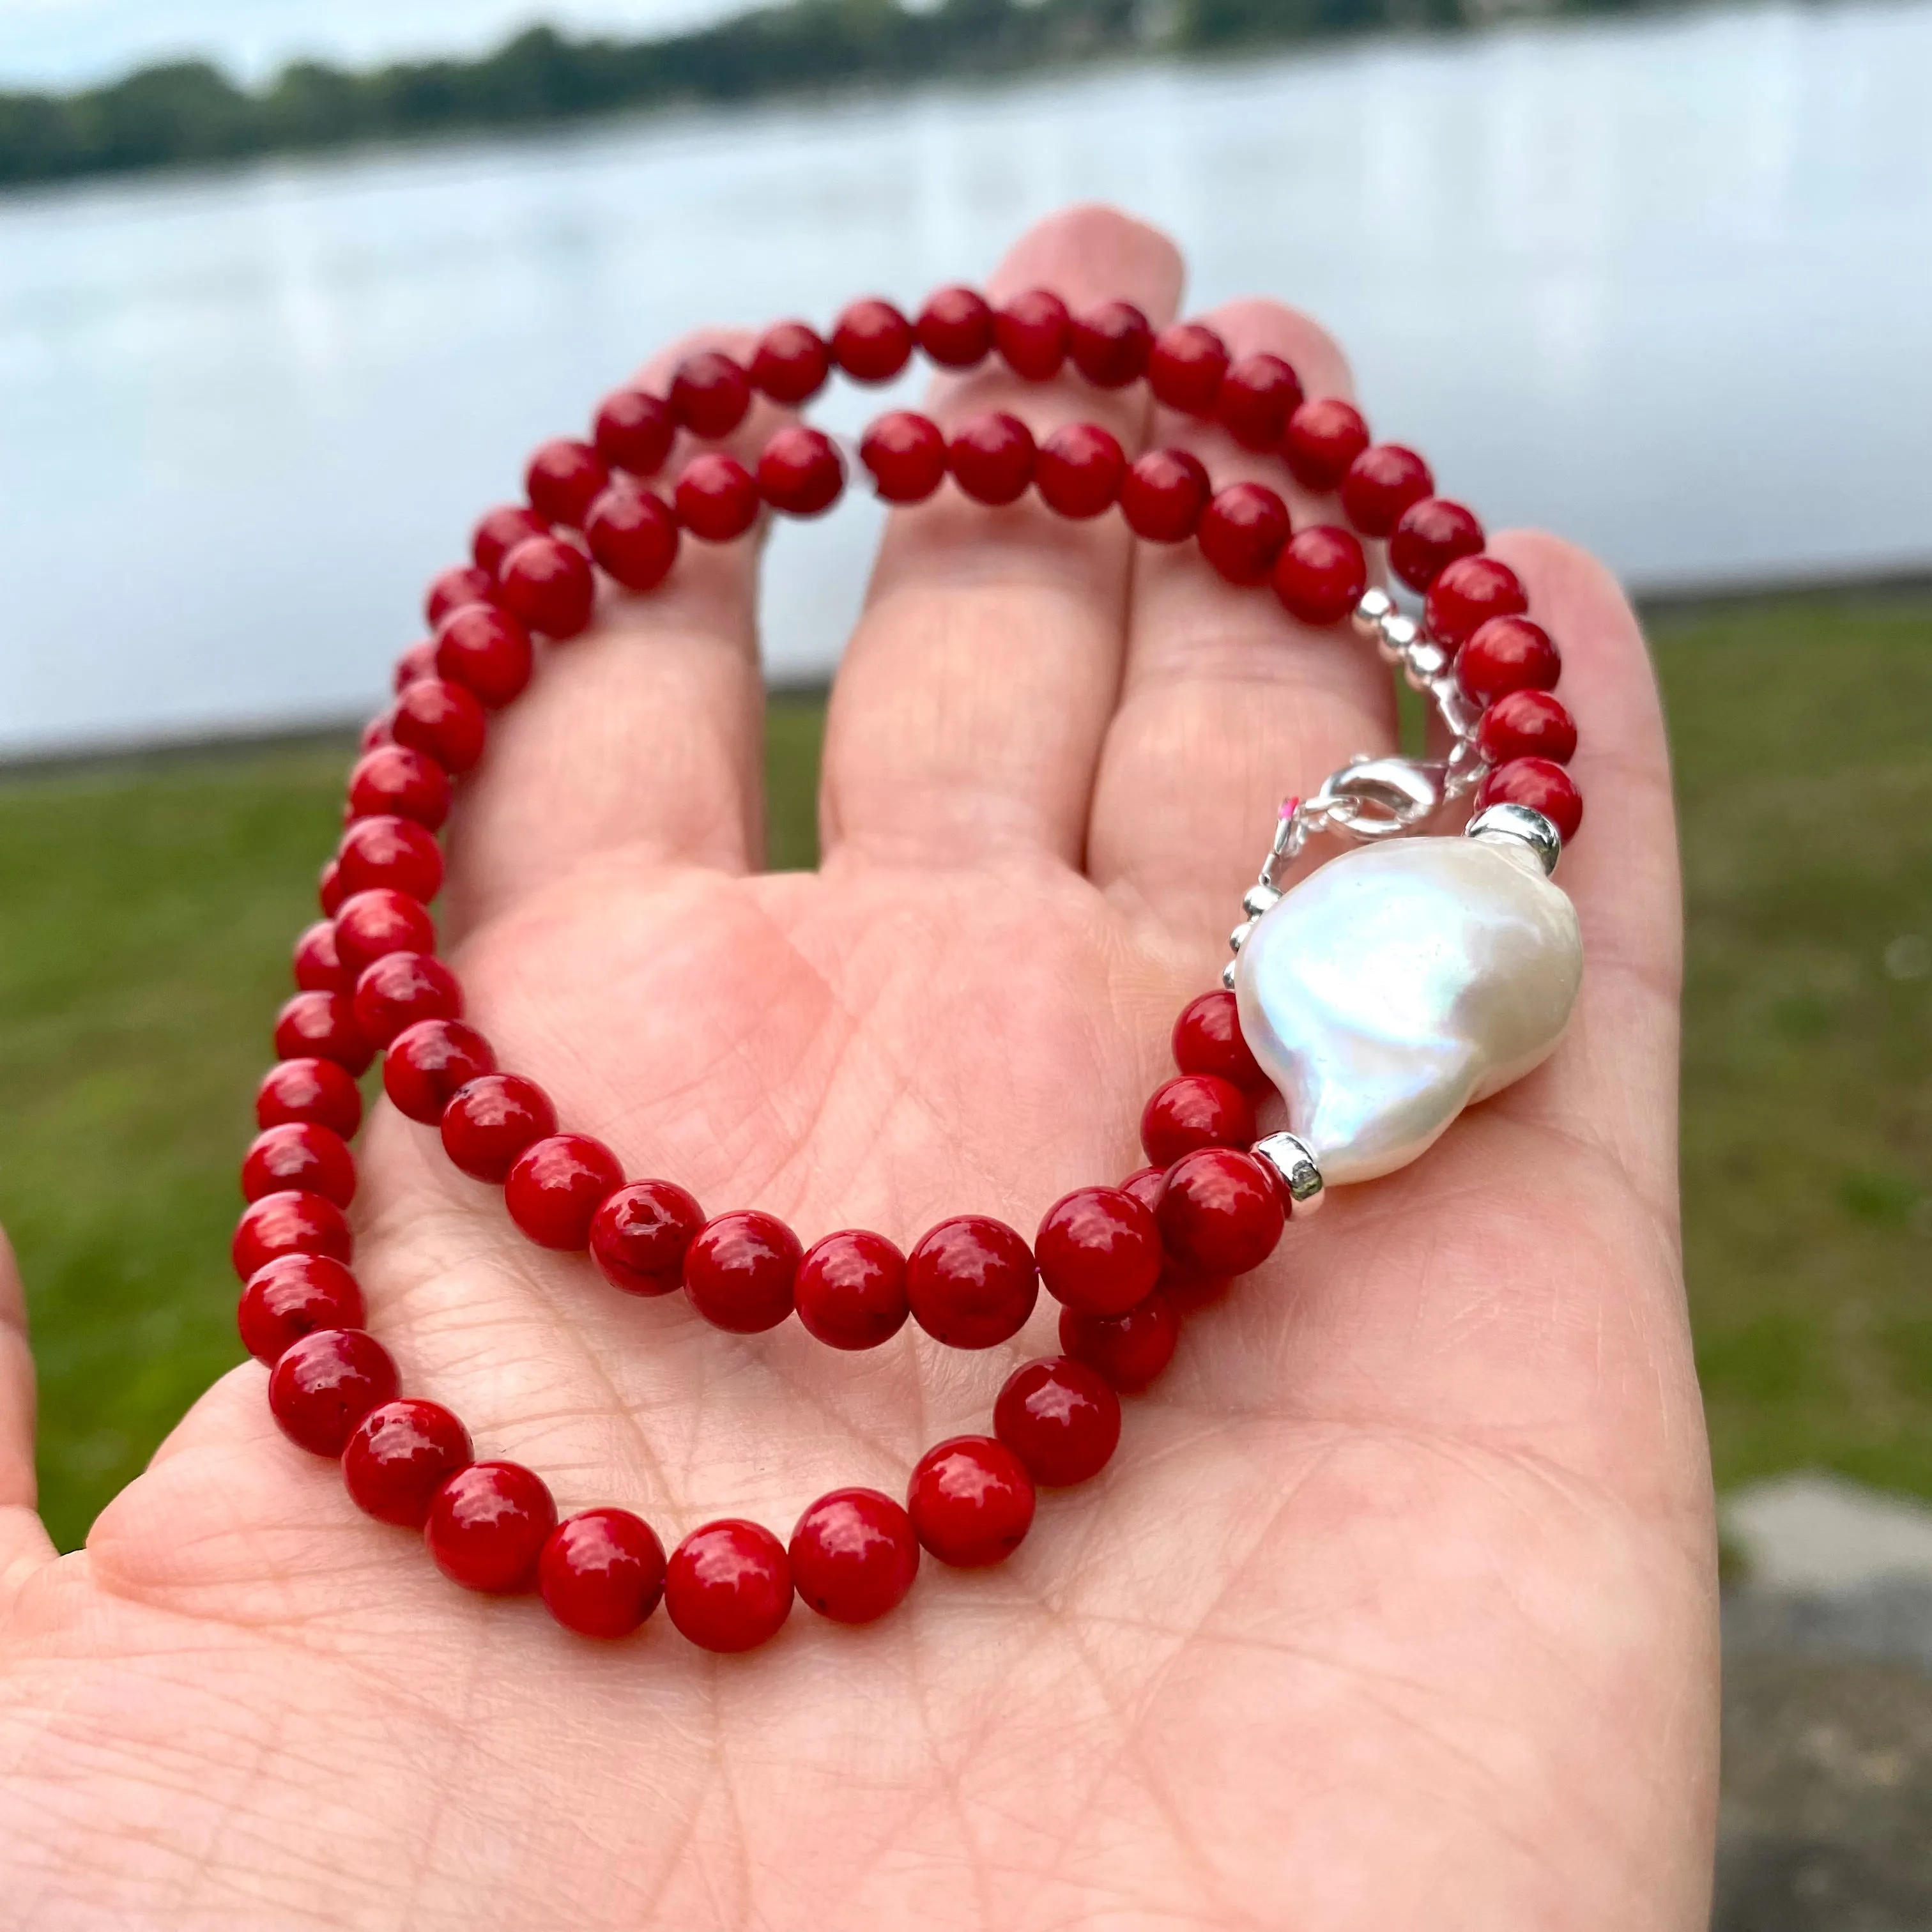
(0, 0), (1641, 190)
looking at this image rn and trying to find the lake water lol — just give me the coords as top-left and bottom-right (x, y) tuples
(1, 0), (1929, 757)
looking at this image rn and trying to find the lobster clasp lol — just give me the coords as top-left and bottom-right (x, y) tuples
(1307, 756), (1445, 840)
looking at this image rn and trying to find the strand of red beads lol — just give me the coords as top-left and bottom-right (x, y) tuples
(240, 286), (1583, 1653)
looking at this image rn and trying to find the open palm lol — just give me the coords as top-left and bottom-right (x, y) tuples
(0, 207), (1717, 1929)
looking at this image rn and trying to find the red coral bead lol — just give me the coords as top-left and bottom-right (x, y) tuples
(344, 1399), (473, 1528)
(1477, 689), (1577, 766)
(1425, 554), (1528, 649)
(336, 815), (443, 904)
(1272, 524), (1369, 626)
(1034, 421), (1126, 519)
(592, 385), (674, 476)
(749, 320), (832, 404)
(1198, 481), (1292, 585)
(233, 1188), (353, 1280)
(1217, 353), (1303, 450)
(440, 1074), (558, 1184)
(540, 1508), (668, 1638)
(1344, 446), (1437, 544)
(1284, 397), (1371, 491)
(1058, 1291), (1179, 1393)
(585, 479), (680, 592)
(505, 1133), (624, 1251)
(1156, 1147), (1285, 1275)
(352, 952), (461, 1050)
(471, 504), (548, 575)
(905, 1215), (1038, 1349)
(236, 1254), (365, 1365)
(675, 452), (760, 542)
(318, 857), (347, 916)
(360, 709), (396, 753)
(332, 887), (434, 975)
(994, 1356), (1122, 1487)
(268, 1326), (396, 1457)
(1476, 756), (1584, 843)
(666, 1520), (793, 1652)
(383, 1017), (497, 1125)
(757, 425), (845, 518)
(293, 919), (346, 993)
(434, 602), (533, 709)
(242, 1121), (355, 1209)
(391, 677), (486, 776)
(497, 533), (595, 640)
(832, 297), (914, 383)
(256, 1056), (363, 1139)
(273, 990), (371, 1074)
(392, 639), (440, 693)
(1147, 321), (1229, 415)
(860, 410), (947, 503)
(1034, 1186), (1162, 1317)
(425, 564), (493, 628)
(948, 412), (1035, 506)
(684, 1209), (801, 1333)
(1458, 614), (1561, 705)
(426, 1461), (556, 1594)
(789, 1488), (920, 1625)
(794, 1229), (908, 1350)
(1068, 300), (1153, 388)
(1120, 447), (1211, 542)
(347, 744), (450, 830)
(1171, 990), (1268, 1091)
(1340, 443), (1434, 538)
(1140, 1073), (1256, 1166)
(907, 1436), (1036, 1567)
(1390, 496), (1485, 593)
(914, 285), (993, 368)
(589, 1179), (705, 1297)
(525, 437), (610, 529)
(993, 288), (1070, 380)
(670, 349), (751, 438)
(1118, 1164), (1165, 1215)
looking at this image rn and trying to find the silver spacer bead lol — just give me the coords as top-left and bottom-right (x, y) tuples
(1375, 611), (1422, 666)
(1251, 1131), (1325, 1215)
(1402, 640), (1452, 689)
(1241, 881), (1282, 920)
(1351, 586), (1395, 642)
(1230, 917), (1257, 954)
(1466, 801), (1562, 876)
(1221, 958), (1238, 991)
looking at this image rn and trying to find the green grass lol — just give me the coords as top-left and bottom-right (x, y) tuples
(1, 615), (1928, 1553)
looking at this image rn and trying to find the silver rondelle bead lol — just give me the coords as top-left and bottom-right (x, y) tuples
(1230, 917), (1257, 954)
(1241, 882), (1282, 919)
(1351, 586), (1395, 642)
(1466, 801), (1562, 876)
(1221, 958), (1238, 991)
(1251, 1131), (1325, 1215)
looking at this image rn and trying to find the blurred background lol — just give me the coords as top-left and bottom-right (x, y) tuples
(1, 0), (1929, 1920)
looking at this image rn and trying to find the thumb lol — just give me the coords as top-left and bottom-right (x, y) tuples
(0, 1225), (56, 1616)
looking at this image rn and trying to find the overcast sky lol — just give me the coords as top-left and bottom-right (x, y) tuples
(0, 0), (740, 88)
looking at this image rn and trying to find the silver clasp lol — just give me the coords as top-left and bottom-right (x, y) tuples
(1305, 756), (1445, 840)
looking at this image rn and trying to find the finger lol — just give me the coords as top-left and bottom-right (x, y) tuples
(0, 1225), (56, 1611)
(444, 328), (784, 939)
(1089, 300), (1396, 951)
(1482, 530), (1683, 1220)
(819, 204), (1183, 871)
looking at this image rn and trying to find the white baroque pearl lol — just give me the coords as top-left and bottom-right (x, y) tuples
(1232, 834), (1583, 1185)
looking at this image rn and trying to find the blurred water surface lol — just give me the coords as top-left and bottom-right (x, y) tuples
(1, 0), (1928, 755)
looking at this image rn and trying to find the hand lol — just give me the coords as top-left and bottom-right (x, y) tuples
(0, 205), (1717, 1929)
